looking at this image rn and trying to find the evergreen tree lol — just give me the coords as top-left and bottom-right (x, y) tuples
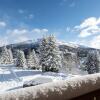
(38, 35), (62, 72)
(16, 50), (27, 68)
(85, 50), (100, 74)
(32, 49), (40, 69)
(0, 46), (13, 64)
(8, 48), (14, 64)
(61, 51), (73, 73)
(26, 49), (39, 69)
(61, 49), (78, 73)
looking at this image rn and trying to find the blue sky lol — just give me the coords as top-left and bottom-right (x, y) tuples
(0, 0), (100, 48)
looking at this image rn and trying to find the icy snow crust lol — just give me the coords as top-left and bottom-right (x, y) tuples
(0, 73), (100, 100)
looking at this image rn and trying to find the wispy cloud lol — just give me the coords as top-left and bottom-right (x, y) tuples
(74, 17), (100, 37)
(28, 14), (34, 19)
(0, 21), (6, 27)
(25, 14), (34, 20)
(7, 29), (28, 36)
(60, 0), (76, 7)
(59, 0), (67, 6)
(31, 28), (49, 39)
(18, 9), (25, 14)
(69, 2), (75, 7)
(0, 36), (8, 46)
(90, 35), (100, 49)
(67, 17), (100, 49)
(66, 27), (71, 32)
(32, 28), (48, 33)
(74, 35), (100, 49)
(1, 28), (49, 45)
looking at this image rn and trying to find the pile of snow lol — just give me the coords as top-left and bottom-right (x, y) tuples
(23, 76), (53, 88)
(0, 73), (100, 100)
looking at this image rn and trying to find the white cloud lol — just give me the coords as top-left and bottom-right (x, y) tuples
(31, 28), (49, 39)
(79, 25), (100, 37)
(78, 17), (97, 29)
(66, 27), (70, 32)
(74, 17), (100, 37)
(32, 28), (41, 33)
(4, 28), (49, 44)
(32, 28), (48, 34)
(73, 35), (100, 49)
(0, 36), (8, 47)
(8, 29), (28, 36)
(90, 35), (100, 49)
(0, 21), (6, 27)
(41, 29), (48, 32)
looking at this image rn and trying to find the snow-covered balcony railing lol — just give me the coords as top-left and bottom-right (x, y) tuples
(0, 73), (100, 100)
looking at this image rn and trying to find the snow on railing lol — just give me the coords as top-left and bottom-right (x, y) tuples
(0, 73), (100, 100)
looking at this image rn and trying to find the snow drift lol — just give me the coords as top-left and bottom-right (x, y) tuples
(0, 73), (100, 100)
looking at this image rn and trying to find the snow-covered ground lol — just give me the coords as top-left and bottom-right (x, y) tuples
(0, 67), (87, 93)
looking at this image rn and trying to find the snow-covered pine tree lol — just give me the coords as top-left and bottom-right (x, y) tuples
(7, 48), (14, 64)
(32, 49), (40, 69)
(61, 50), (78, 72)
(27, 49), (33, 69)
(61, 50), (73, 73)
(16, 50), (27, 68)
(0, 46), (13, 64)
(0, 46), (8, 64)
(38, 37), (48, 72)
(26, 49), (39, 69)
(39, 35), (62, 72)
(85, 50), (100, 74)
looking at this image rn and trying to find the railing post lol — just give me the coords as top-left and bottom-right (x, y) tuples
(95, 90), (100, 100)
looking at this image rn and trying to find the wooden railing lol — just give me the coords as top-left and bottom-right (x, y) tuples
(0, 73), (100, 100)
(72, 89), (100, 100)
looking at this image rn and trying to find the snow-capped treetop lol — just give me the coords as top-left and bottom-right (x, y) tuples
(38, 35), (62, 72)
(26, 49), (39, 69)
(0, 46), (14, 64)
(84, 50), (100, 74)
(16, 50), (27, 68)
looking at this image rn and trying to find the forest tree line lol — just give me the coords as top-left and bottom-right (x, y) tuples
(0, 35), (100, 74)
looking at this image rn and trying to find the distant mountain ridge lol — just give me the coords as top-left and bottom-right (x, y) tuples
(0, 40), (99, 58)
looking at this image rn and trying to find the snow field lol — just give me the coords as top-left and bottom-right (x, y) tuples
(0, 68), (71, 93)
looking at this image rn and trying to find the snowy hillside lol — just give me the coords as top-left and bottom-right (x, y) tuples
(57, 41), (80, 48)
(3, 38), (97, 52)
